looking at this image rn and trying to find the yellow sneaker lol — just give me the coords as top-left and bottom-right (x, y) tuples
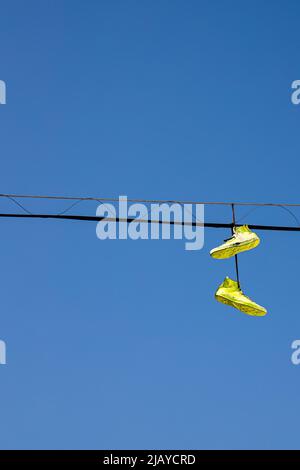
(210, 225), (260, 259)
(215, 277), (267, 316)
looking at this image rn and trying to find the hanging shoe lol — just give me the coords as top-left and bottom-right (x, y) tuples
(210, 225), (260, 259)
(215, 277), (267, 316)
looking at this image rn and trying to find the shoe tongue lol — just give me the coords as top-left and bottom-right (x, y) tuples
(224, 277), (238, 289)
(235, 225), (249, 234)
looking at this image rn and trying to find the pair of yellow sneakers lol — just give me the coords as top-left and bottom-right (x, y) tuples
(210, 225), (267, 316)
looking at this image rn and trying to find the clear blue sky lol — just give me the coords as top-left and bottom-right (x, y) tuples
(1, 0), (300, 450)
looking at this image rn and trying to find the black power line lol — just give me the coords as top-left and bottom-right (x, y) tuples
(0, 213), (300, 231)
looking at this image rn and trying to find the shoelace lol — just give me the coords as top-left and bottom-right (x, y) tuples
(237, 289), (254, 303)
(223, 235), (235, 242)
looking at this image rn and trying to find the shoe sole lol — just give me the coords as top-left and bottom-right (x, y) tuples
(210, 238), (260, 259)
(215, 293), (267, 316)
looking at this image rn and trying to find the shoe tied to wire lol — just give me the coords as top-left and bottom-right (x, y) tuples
(210, 225), (260, 259)
(215, 277), (267, 316)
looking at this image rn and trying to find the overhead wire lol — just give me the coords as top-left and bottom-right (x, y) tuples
(0, 193), (300, 231)
(1, 193), (300, 207)
(3, 195), (32, 215)
(0, 212), (299, 231)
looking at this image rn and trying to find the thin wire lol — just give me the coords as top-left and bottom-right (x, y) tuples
(94, 199), (119, 219)
(236, 204), (300, 227)
(1, 193), (300, 207)
(57, 199), (84, 215)
(1, 193), (300, 230)
(1, 195), (118, 218)
(278, 205), (300, 227)
(236, 206), (261, 223)
(56, 198), (202, 226)
(3, 196), (32, 215)
(137, 201), (202, 228)
(2, 193), (300, 232)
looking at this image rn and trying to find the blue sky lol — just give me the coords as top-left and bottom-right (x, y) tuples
(1, 0), (300, 450)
